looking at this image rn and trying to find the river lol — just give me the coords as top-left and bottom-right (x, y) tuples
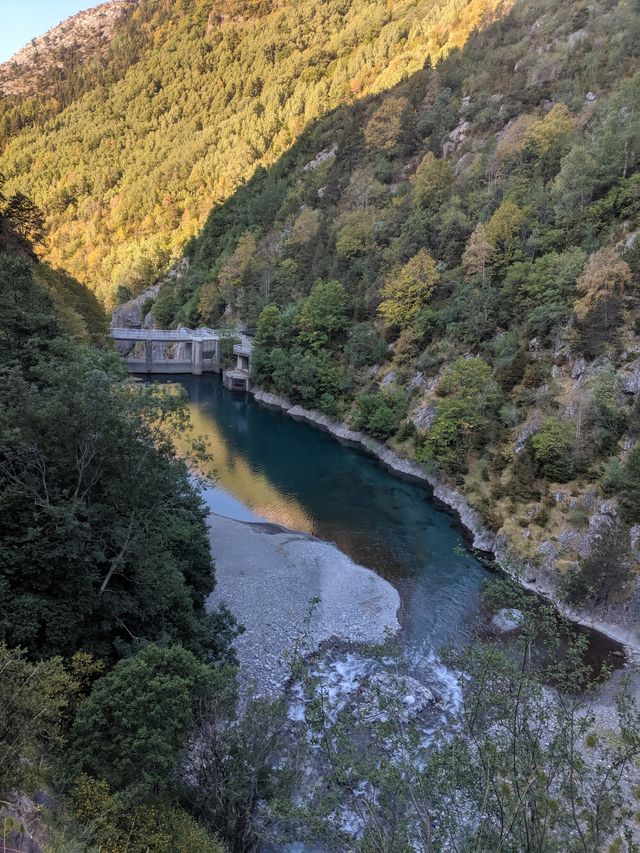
(150, 372), (625, 680)
(154, 373), (494, 654)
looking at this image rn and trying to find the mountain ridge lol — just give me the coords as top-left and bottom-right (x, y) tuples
(0, 0), (136, 97)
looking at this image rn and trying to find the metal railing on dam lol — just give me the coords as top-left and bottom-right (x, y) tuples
(110, 327), (252, 376)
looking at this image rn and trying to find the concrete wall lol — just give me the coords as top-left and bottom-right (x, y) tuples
(125, 358), (220, 375)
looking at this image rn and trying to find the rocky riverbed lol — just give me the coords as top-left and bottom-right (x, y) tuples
(206, 512), (400, 696)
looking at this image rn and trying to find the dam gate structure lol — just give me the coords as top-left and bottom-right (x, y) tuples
(110, 327), (252, 389)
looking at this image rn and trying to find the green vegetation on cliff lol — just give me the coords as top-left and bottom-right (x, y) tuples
(1, 0), (511, 302)
(0, 240), (235, 848)
(159, 0), (640, 606)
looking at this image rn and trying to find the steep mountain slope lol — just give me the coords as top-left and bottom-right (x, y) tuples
(152, 0), (640, 628)
(0, 1), (136, 97)
(0, 0), (511, 302)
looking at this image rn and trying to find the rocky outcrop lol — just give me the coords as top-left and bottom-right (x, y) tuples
(442, 120), (471, 156)
(303, 145), (338, 171)
(621, 358), (640, 395)
(110, 284), (160, 356)
(0, 1), (135, 97)
(110, 283), (159, 330)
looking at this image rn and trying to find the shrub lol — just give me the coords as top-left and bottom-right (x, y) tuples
(530, 418), (576, 482)
(71, 775), (224, 853)
(601, 456), (625, 493)
(353, 390), (408, 441)
(0, 645), (73, 797)
(318, 392), (339, 419)
(67, 644), (219, 798)
(345, 322), (387, 368)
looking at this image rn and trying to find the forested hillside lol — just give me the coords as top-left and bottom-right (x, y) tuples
(0, 199), (239, 847)
(152, 0), (640, 619)
(0, 0), (511, 303)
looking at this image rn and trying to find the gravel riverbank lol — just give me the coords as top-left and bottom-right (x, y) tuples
(205, 512), (400, 696)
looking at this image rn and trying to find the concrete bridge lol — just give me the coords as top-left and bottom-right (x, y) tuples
(110, 327), (252, 389)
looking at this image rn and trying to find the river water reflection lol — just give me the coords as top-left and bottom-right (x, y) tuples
(154, 374), (492, 652)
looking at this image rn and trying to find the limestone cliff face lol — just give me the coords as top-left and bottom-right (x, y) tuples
(0, 1), (136, 96)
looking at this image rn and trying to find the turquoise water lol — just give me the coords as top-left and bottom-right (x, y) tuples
(155, 374), (492, 652)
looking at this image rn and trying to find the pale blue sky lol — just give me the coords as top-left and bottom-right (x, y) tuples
(0, 1), (95, 62)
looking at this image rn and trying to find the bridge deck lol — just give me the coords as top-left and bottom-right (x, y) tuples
(110, 327), (223, 343)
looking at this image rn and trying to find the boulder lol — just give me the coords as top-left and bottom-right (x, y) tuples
(491, 608), (523, 633)
(621, 358), (640, 395)
(454, 150), (477, 176)
(567, 29), (588, 50)
(411, 403), (437, 431)
(363, 672), (436, 723)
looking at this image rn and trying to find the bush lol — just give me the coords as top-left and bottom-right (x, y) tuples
(601, 456), (625, 493)
(318, 392), (339, 418)
(67, 644), (220, 798)
(140, 296), (155, 318)
(353, 390), (408, 440)
(71, 775), (224, 853)
(0, 645), (73, 797)
(530, 418), (576, 482)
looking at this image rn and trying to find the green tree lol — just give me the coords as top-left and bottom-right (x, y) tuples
(412, 151), (453, 211)
(421, 357), (502, 472)
(68, 644), (219, 798)
(529, 417), (576, 482)
(353, 390), (408, 440)
(297, 280), (348, 348)
(345, 322), (388, 368)
(335, 209), (377, 259)
(561, 520), (633, 605)
(378, 249), (438, 329)
(0, 256), (236, 662)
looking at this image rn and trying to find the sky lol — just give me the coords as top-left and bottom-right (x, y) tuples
(0, 0), (94, 63)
